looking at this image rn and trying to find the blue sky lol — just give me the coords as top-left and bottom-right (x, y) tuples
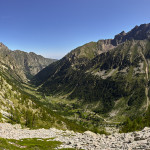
(0, 0), (150, 59)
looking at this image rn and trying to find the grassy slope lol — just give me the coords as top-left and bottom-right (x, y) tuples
(0, 138), (75, 150)
(0, 64), (88, 133)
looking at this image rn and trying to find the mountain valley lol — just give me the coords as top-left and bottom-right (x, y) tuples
(0, 23), (150, 149)
(31, 24), (150, 130)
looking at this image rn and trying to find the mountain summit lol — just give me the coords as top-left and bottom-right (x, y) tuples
(112, 23), (150, 45)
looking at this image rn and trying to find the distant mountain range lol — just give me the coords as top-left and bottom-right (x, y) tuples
(0, 42), (56, 81)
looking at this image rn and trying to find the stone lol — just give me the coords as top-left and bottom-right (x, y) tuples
(0, 123), (150, 150)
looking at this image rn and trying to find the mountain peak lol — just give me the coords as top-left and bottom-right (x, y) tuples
(119, 31), (126, 35)
(112, 23), (150, 45)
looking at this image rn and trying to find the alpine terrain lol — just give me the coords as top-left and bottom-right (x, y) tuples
(32, 23), (150, 129)
(0, 23), (150, 150)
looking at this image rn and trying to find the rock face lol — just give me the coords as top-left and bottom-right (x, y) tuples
(0, 123), (150, 150)
(0, 43), (56, 81)
(112, 23), (150, 45)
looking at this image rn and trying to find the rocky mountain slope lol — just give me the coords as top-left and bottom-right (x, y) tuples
(0, 43), (56, 81)
(31, 23), (150, 124)
(0, 42), (90, 133)
(0, 123), (150, 150)
(0, 63), (55, 129)
(0, 57), (87, 133)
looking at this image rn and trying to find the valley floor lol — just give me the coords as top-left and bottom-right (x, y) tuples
(0, 123), (150, 150)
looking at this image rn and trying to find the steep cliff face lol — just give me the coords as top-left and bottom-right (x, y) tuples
(112, 23), (150, 45)
(0, 43), (56, 81)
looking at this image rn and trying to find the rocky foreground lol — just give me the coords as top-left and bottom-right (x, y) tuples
(0, 123), (150, 150)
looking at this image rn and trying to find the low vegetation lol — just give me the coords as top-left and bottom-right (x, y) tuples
(0, 138), (75, 150)
(120, 106), (150, 133)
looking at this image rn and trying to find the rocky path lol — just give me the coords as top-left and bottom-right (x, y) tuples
(0, 123), (150, 150)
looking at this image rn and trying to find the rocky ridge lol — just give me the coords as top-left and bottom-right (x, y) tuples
(0, 42), (56, 81)
(0, 123), (150, 150)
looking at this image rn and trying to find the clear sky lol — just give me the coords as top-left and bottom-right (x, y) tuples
(0, 0), (150, 59)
